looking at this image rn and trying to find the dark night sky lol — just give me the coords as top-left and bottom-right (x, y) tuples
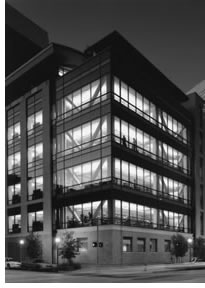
(6, 0), (205, 93)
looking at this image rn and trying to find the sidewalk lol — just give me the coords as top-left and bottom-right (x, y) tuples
(69, 262), (205, 277)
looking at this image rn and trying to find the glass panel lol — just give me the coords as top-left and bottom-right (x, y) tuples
(114, 159), (121, 179)
(8, 126), (13, 141)
(130, 203), (136, 218)
(122, 201), (129, 219)
(82, 162), (91, 183)
(101, 76), (107, 95)
(129, 163), (136, 183)
(91, 80), (100, 99)
(129, 87), (135, 111)
(36, 143), (43, 159)
(123, 238), (132, 252)
(73, 126), (81, 149)
(102, 116), (107, 138)
(36, 211), (43, 222)
(121, 161), (128, 182)
(27, 114), (34, 130)
(92, 160), (101, 181)
(73, 90), (81, 109)
(115, 200), (121, 218)
(82, 122), (91, 145)
(35, 111), (43, 125)
(64, 94), (73, 113)
(121, 82), (128, 106)
(102, 158), (108, 179)
(82, 85), (90, 105)
(91, 118), (100, 145)
(114, 77), (120, 95)
(57, 134), (65, 152)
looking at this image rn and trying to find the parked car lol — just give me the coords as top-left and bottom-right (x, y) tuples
(21, 259), (58, 272)
(5, 257), (22, 269)
(191, 257), (205, 263)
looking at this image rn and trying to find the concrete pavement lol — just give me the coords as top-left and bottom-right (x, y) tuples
(69, 262), (205, 278)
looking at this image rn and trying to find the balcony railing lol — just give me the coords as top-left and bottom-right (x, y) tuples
(54, 216), (190, 233)
(113, 93), (189, 145)
(112, 177), (191, 205)
(113, 135), (191, 175)
(54, 177), (191, 206)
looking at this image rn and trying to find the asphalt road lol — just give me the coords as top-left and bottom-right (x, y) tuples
(5, 269), (205, 283)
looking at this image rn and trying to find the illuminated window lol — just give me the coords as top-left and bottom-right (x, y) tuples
(56, 76), (108, 119)
(27, 110), (43, 131)
(28, 143), (43, 163)
(8, 152), (21, 173)
(8, 184), (21, 205)
(28, 210), (44, 232)
(123, 237), (132, 252)
(8, 122), (21, 143)
(28, 176), (43, 200)
(8, 214), (21, 233)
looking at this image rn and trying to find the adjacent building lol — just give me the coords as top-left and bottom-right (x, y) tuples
(6, 5), (204, 265)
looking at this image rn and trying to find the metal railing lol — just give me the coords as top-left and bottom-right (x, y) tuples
(112, 135), (191, 175)
(54, 216), (190, 233)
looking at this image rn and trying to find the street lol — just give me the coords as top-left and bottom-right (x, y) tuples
(5, 268), (205, 283)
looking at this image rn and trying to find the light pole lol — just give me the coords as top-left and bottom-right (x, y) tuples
(187, 238), (193, 262)
(55, 237), (61, 266)
(19, 239), (24, 262)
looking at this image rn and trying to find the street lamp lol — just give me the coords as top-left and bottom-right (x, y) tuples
(19, 239), (24, 262)
(55, 237), (61, 266)
(187, 237), (193, 262)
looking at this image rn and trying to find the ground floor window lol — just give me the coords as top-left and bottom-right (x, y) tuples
(164, 240), (171, 252)
(137, 238), (146, 252)
(77, 238), (88, 252)
(122, 237), (132, 252)
(150, 239), (157, 252)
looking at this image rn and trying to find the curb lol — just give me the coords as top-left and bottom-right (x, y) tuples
(70, 265), (205, 278)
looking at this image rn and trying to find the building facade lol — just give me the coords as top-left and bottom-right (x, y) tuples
(6, 18), (202, 264)
(185, 82), (205, 241)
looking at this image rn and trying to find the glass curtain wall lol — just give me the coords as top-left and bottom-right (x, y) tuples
(55, 199), (190, 233)
(114, 158), (190, 204)
(54, 76), (108, 120)
(113, 77), (188, 144)
(55, 157), (111, 193)
(113, 116), (189, 173)
(55, 116), (109, 156)
(114, 200), (189, 232)
(55, 200), (108, 228)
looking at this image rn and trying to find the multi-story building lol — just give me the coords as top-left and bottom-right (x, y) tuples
(184, 81), (205, 240)
(6, 6), (202, 265)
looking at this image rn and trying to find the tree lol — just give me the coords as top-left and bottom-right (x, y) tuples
(194, 237), (205, 260)
(59, 231), (78, 265)
(171, 234), (188, 262)
(26, 233), (42, 260)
